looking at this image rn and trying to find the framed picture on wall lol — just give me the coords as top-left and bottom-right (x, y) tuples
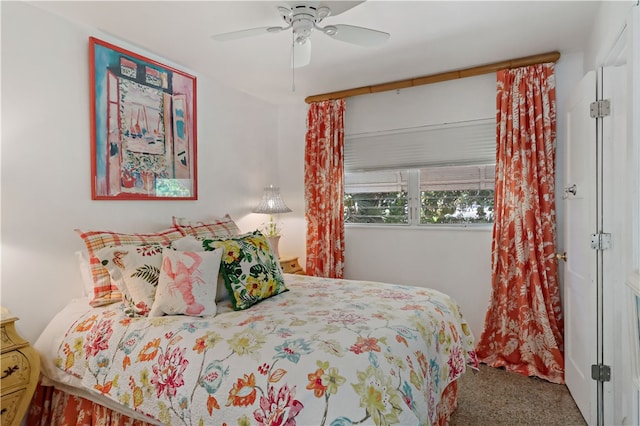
(89, 37), (197, 200)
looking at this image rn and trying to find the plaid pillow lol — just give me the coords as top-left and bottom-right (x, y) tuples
(172, 213), (240, 239)
(75, 228), (184, 306)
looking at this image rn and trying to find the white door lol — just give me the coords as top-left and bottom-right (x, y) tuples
(563, 70), (597, 425)
(602, 61), (630, 426)
(564, 15), (637, 424)
(601, 15), (638, 425)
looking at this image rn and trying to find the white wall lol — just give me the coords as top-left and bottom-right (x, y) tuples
(0, 1), (280, 343)
(346, 225), (492, 339)
(275, 104), (308, 265)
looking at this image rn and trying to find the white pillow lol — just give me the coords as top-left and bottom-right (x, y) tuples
(75, 250), (94, 296)
(173, 236), (229, 301)
(149, 248), (223, 317)
(95, 244), (165, 317)
(171, 235), (202, 251)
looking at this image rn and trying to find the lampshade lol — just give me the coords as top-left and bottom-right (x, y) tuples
(253, 185), (292, 214)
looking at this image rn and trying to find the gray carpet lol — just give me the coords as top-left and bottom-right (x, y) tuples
(449, 364), (586, 425)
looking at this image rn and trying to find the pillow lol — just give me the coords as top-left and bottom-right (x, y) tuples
(173, 236), (230, 302)
(182, 230), (288, 311)
(171, 235), (203, 251)
(75, 250), (94, 297)
(172, 213), (240, 239)
(74, 228), (184, 306)
(149, 248), (223, 317)
(96, 244), (165, 317)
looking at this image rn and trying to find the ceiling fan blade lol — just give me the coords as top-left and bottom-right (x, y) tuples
(327, 24), (389, 47)
(212, 26), (283, 41)
(291, 39), (311, 68)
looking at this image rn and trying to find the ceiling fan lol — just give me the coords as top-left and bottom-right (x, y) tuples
(211, 1), (390, 68)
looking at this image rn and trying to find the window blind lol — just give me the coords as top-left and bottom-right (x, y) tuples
(344, 164), (495, 193)
(344, 118), (495, 172)
(344, 170), (408, 193)
(420, 164), (495, 191)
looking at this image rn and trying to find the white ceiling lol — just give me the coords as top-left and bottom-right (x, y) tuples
(30, 1), (601, 106)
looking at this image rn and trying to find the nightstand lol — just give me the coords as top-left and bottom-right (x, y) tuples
(279, 256), (305, 275)
(1, 307), (40, 426)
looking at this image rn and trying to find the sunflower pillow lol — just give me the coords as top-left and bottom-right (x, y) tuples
(174, 230), (287, 310)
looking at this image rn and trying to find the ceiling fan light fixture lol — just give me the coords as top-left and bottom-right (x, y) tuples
(292, 18), (313, 41)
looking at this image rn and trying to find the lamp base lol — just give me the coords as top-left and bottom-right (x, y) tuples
(266, 235), (281, 258)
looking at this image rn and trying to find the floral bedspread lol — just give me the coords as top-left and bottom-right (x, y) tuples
(55, 274), (478, 426)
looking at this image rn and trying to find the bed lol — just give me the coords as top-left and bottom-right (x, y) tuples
(27, 216), (478, 426)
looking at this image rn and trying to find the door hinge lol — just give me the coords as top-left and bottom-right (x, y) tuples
(590, 233), (612, 250)
(590, 99), (611, 118)
(591, 364), (611, 382)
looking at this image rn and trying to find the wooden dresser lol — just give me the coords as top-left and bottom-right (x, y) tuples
(1, 307), (40, 426)
(279, 256), (305, 275)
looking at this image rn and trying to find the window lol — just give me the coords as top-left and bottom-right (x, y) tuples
(344, 119), (495, 226)
(344, 170), (409, 224)
(418, 164), (494, 224)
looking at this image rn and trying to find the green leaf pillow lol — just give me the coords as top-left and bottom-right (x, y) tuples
(96, 244), (165, 317)
(197, 230), (288, 310)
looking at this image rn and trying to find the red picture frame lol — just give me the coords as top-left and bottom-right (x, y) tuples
(89, 37), (197, 200)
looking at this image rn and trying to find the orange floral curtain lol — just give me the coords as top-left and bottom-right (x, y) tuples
(304, 99), (345, 278)
(475, 63), (564, 384)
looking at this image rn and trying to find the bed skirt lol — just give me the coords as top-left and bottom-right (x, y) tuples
(27, 380), (459, 425)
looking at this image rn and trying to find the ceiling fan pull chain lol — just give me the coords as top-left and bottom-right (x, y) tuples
(292, 66), (296, 92)
(291, 33), (296, 92)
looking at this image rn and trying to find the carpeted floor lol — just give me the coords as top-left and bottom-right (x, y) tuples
(449, 364), (587, 425)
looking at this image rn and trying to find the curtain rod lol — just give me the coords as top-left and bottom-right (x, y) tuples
(304, 51), (561, 104)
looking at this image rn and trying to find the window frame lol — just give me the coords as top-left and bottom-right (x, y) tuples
(344, 167), (495, 228)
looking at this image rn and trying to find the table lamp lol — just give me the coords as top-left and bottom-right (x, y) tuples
(253, 185), (291, 258)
